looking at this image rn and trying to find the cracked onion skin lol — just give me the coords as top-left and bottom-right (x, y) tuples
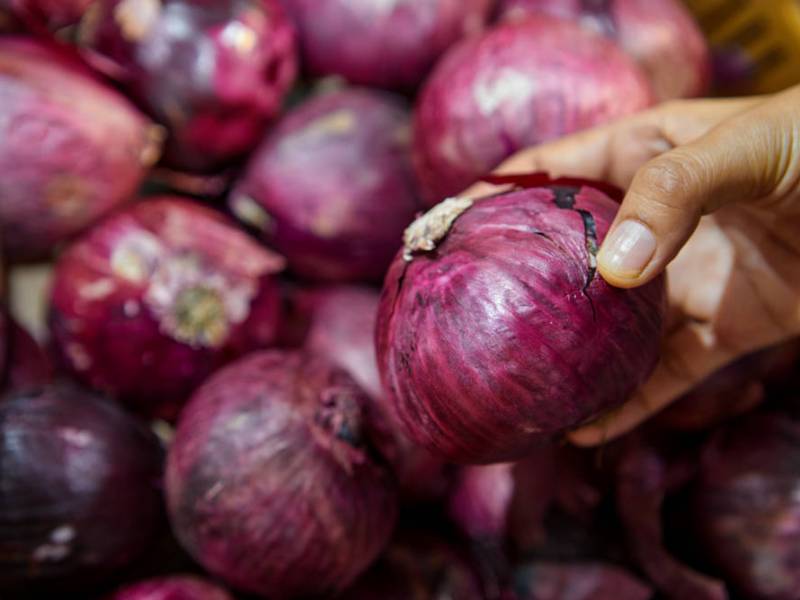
(0, 37), (162, 261)
(412, 17), (653, 204)
(78, 0), (297, 173)
(0, 385), (164, 593)
(497, 0), (710, 101)
(166, 350), (398, 598)
(281, 0), (494, 90)
(230, 88), (421, 282)
(692, 414), (800, 600)
(108, 575), (233, 600)
(377, 183), (666, 464)
(48, 197), (285, 421)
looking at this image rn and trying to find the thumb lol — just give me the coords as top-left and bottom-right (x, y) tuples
(596, 100), (795, 288)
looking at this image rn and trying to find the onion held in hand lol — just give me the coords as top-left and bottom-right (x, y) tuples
(497, 0), (710, 101)
(78, 0), (297, 173)
(0, 38), (162, 261)
(230, 88), (420, 282)
(693, 414), (800, 600)
(49, 197), (285, 421)
(0, 385), (164, 593)
(412, 18), (653, 204)
(166, 350), (398, 599)
(377, 181), (665, 463)
(281, 0), (494, 89)
(108, 575), (232, 600)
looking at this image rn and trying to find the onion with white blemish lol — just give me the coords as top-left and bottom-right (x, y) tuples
(0, 385), (164, 594)
(48, 197), (285, 421)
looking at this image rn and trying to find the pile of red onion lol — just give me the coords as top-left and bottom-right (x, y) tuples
(377, 179), (665, 462)
(166, 350), (398, 598)
(0, 385), (164, 593)
(412, 18), (654, 203)
(48, 197), (285, 420)
(77, 0), (297, 173)
(0, 37), (162, 261)
(281, 0), (494, 89)
(230, 88), (421, 282)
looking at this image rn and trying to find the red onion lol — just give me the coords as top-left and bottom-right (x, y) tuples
(693, 414), (800, 600)
(78, 0), (297, 173)
(497, 0), (710, 101)
(49, 197), (285, 421)
(165, 350), (398, 598)
(230, 88), (421, 282)
(0, 385), (164, 593)
(301, 285), (451, 501)
(108, 575), (232, 600)
(616, 436), (726, 600)
(511, 562), (652, 600)
(412, 18), (654, 203)
(0, 37), (163, 261)
(377, 180), (666, 463)
(342, 533), (485, 600)
(281, 0), (494, 89)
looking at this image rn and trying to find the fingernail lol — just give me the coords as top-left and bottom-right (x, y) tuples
(598, 219), (656, 278)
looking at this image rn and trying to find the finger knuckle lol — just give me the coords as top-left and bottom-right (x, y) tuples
(633, 154), (701, 211)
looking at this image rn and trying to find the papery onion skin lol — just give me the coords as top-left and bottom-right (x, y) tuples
(230, 88), (421, 282)
(281, 0), (494, 89)
(342, 533), (485, 600)
(0, 385), (164, 592)
(166, 350), (398, 599)
(0, 37), (162, 261)
(511, 562), (652, 600)
(303, 285), (452, 501)
(377, 184), (666, 463)
(78, 0), (297, 173)
(693, 414), (800, 600)
(108, 575), (233, 600)
(49, 197), (285, 421)
(497, 0), (710, 101)
(412, 18), (653, 204)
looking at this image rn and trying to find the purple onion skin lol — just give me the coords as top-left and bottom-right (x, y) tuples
(0, 385), (164, 592)
(497, 0), (710, 101)
(166, 350), (398, 599)
(230, 88), (421, 283)
(49, 197), (285, 421)
(108, 575), (233, 600)
(412, 18), (654, 204)
(693, 414), (800, 600)
(377, 185), (666, 464)
(281, 0), (494, 89)
(303, 285), (452, 501)
(511, 562), (652, 600)
(342, 533), (485, 600)
(78, 0), (297, 173)
(0, 37), (162, 261)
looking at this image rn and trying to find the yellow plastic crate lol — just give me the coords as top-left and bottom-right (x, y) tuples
(683, 0), (800, 94)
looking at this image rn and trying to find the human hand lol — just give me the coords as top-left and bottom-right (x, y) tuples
(466, 86), (800, 445)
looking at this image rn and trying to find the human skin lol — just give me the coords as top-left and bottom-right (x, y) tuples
(465, 85), (800, 444)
